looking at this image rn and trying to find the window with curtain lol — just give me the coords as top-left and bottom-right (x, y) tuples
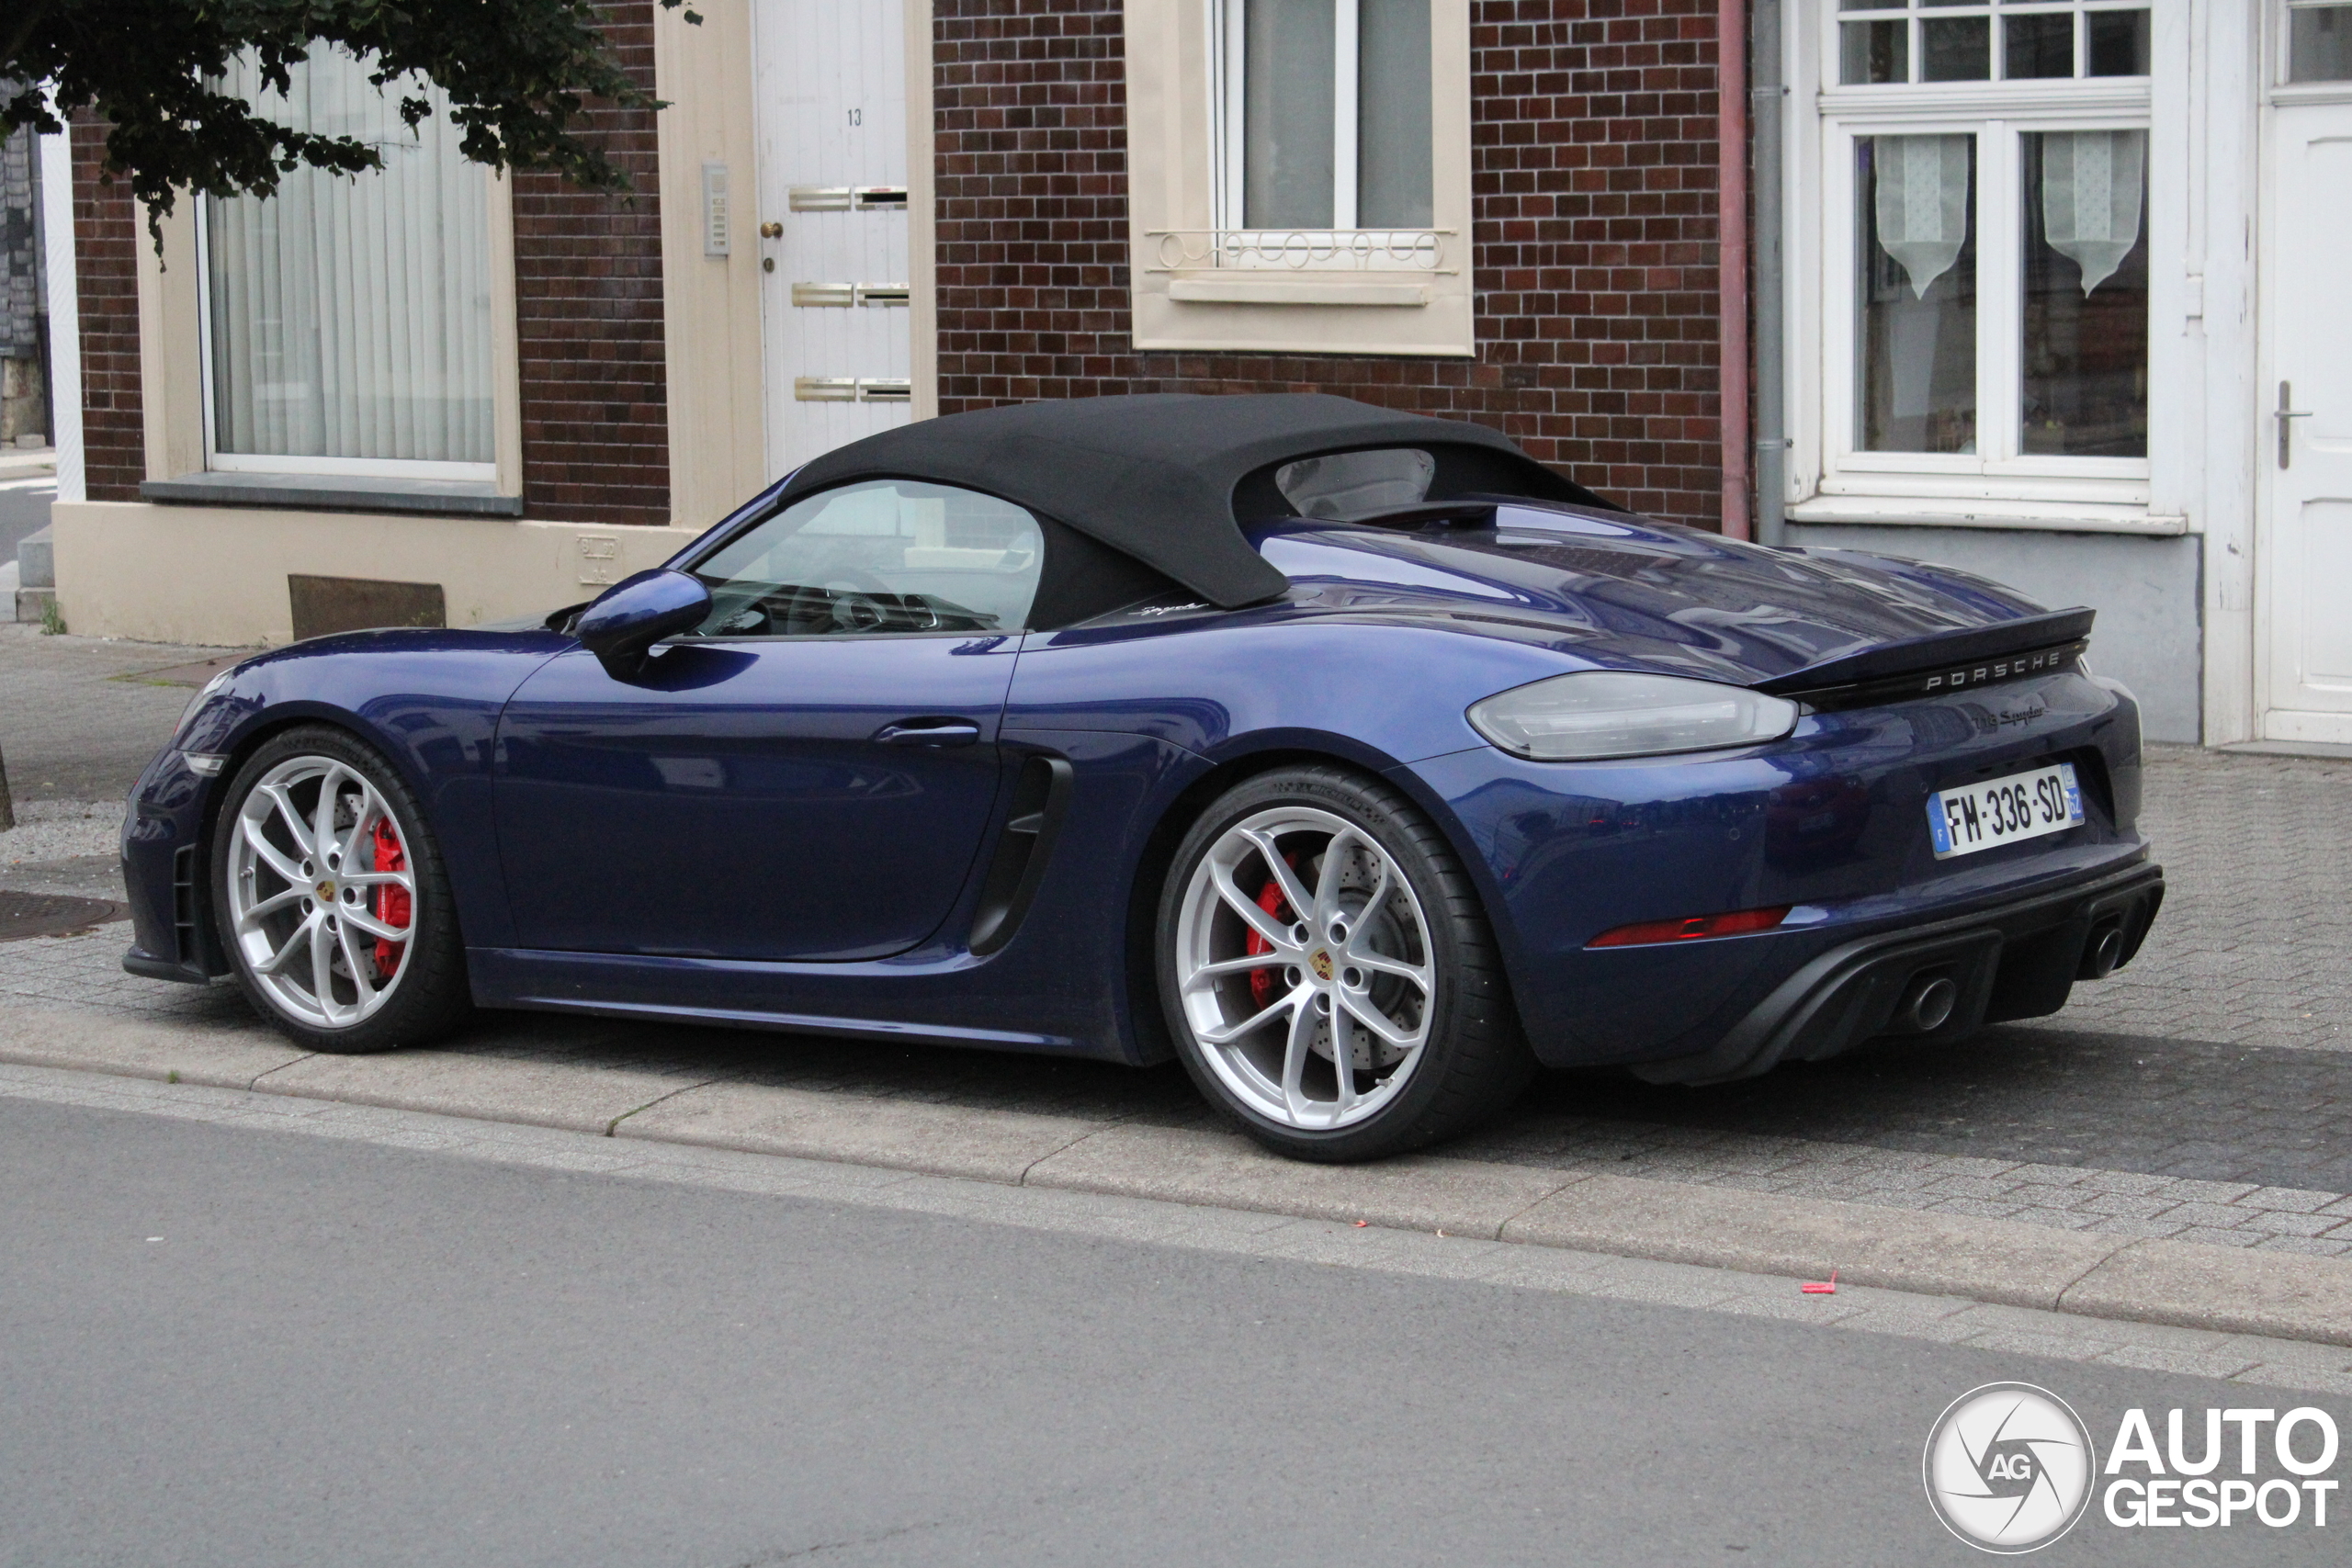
(1858, 133), (1979, 453)
(1216, 0), (1433, 233)
(202, 44), (495, 475)
(1826, 1), (2150, 476)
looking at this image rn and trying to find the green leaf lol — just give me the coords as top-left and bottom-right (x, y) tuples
(5, 0), (702, 248)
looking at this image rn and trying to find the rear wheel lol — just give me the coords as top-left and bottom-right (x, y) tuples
(1158, 766), (1530, 1161)
(215, 727), (470, 1053)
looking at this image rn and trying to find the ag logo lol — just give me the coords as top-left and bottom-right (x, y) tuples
(1924, 1382), (2097, 1553)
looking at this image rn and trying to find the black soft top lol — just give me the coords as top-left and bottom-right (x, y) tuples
(776, 393), (1615, 609)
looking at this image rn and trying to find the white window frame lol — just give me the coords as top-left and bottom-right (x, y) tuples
(2277, 0), (2352, 102)
(1787, 0), (2187, 535)
(1124, 0), (1472, 355)
(192, 165), (520, 488)
(1206, 0), (1444, 273)
(1213, 0), (1373, 234)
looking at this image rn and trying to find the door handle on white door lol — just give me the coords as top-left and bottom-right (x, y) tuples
(2278, 380), (2314, 469)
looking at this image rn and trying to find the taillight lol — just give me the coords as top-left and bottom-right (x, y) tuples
(1587, 906), (1792, 949)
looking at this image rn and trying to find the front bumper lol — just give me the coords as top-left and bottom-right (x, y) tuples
(120, 750), (229, 986)
(1626, 859), (2163, 1085)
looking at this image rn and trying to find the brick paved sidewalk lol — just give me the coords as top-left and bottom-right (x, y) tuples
(2038, 744), (2350, 1054)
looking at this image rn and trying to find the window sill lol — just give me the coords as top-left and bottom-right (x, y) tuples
(1786, 494), (2188, 537)
(1165, 276), (1432, 307)
(141, 470), (524, 519)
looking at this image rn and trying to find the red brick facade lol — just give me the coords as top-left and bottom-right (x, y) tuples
(511, 0), (671, 526)
(74, 2), (1731, 530)
(71, 0), (671, 525)
(71, 118), (143, 504)
(933, 0), (1729, 530)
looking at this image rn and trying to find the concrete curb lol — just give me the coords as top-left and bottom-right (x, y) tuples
(7, 1003), (2351, 1347)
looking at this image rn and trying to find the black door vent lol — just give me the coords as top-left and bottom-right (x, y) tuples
(968, 754), (1074, 956)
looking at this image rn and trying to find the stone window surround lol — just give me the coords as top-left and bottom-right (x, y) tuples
(1124, 0), (1475, 357)
(130, 181), (526, 519)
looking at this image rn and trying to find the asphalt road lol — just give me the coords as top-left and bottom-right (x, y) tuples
(2, 1097), (2337, 1568)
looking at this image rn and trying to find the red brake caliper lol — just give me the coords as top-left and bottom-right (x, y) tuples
(370, 818), (411, 978)
(1245, 858), (1296, 1010)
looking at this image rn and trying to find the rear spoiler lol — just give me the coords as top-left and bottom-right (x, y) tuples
(1756, 607), (2094, 708)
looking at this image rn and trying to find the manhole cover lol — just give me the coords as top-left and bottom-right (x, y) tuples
(0, 891), (130, 942)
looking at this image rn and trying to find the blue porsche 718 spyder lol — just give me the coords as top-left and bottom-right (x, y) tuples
(123, 394), (2163, 1161)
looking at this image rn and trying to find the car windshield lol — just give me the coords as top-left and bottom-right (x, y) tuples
(687, 479), (1046, 637)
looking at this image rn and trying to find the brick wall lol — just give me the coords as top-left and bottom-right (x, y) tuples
(70, 118), (142, 503)
(933, 0), (1728, 530)
(512, 0), (671, 526)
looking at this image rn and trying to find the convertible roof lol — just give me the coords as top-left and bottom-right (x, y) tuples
(776, 393), (1615, 609)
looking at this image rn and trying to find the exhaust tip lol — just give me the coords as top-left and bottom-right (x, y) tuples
(2081, 922), (2127, 980)
(1898, 974), (1958, 1034)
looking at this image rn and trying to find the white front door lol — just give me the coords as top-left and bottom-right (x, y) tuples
(751, 0), (912, 480)
(2265, 79), (2352, 741)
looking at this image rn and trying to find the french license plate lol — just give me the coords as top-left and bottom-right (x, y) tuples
(1926, 762), (2084, 860)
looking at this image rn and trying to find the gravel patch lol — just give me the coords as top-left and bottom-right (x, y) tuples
(1, 801), (124, 864)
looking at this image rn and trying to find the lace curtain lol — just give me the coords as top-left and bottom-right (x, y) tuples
(1872, 134), (1972, 299)
(2040, 130), (2147, 295)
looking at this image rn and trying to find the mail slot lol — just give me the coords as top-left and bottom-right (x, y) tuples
(786, 186), (910, 212)
(789, 282), (912, 308)
(793, 377), (913, 402)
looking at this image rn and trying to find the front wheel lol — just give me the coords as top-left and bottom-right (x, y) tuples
(214, 726), (471, 1053)
(1157, 766), (1530, 1161)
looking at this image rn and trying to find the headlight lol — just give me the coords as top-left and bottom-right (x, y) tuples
(173, 671), (233, 742)
(1466, 671), (1800, 761)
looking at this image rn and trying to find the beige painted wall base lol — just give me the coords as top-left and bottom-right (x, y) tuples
(51, 502), (706, 647)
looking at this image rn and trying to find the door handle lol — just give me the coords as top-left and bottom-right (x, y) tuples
(873, 718), (982, 747)
(2278, 380), (2314, 469)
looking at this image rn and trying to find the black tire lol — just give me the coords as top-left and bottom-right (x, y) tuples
(1156, 765), (1532, 1161)
(213, 725), (471, 1053)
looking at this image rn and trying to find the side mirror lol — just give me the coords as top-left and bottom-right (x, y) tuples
(573, 569), (712, 681)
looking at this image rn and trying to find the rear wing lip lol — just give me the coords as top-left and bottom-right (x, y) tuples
(1754, 607), (2096, 701)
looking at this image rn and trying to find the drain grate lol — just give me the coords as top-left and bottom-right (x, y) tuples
(0, 891), (130, 942)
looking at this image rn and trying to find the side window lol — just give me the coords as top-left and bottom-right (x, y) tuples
(1274, 447), (1435, 518)
(688, 480), (1046, 637)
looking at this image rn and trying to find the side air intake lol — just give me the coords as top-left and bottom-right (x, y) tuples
(968, 754), (1074, 956)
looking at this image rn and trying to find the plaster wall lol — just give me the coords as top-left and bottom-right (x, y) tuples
(50, 502), (700, 648)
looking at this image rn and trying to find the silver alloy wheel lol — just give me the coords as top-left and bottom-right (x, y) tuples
(224, 755), (417, 1030)
(1173, 806), (1437, 1130)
